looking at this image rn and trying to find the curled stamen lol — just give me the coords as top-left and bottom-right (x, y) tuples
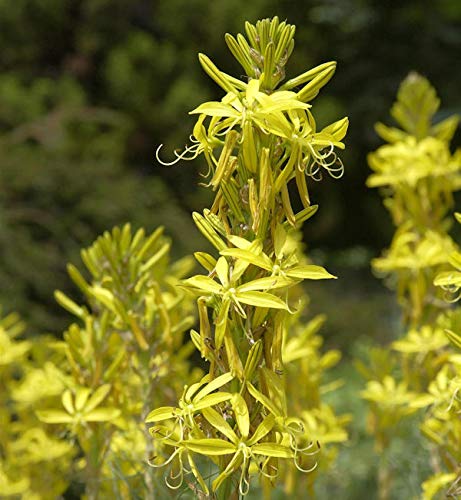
(307, 142), (334, 161)
(315, 150), (337, 168)
(316, 144), (335, 160)
(442, 287), (461, 303)
(198, 159), (215, 180)
(149, 420), (183, 446)
(257, 122), (271, 135)
(165, 461), (185, 490)
(148, 446), (182, 469)
(155, 144), (182, 166)
(276, 149), (290, 171)
(307, 161), (323, 181)
(292, 439), (317, 453)
(175, 144), (202, 161)
(305, 142), (345, 180)
(258, 458), (279, 480)
(321, 152), (338, 167)
(155, 144), (201, 166)
(328, 158), (345, 179)
(293, 456), (318, 473)
(170, 456), (184, 481)
(285, 418), (305, 434)
(239, 458), (251, 496)
(214, 120), (239, 136)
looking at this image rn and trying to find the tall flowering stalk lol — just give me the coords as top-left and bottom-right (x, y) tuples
(36, 224), (197, 499)
(0, 311), (74, 498)
(147, 17), (348, 496)
(428, 235), (461, 498)
(360, 73), (461, 499)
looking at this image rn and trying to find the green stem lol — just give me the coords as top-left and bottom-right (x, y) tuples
(377, 452), (391, 500)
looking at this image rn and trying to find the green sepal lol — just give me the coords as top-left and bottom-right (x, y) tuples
(247, 414), (276, 446)
(235, 291), (289, 310)
(194, 392), (234, 411)
(202, 407), (238, 442)
(231, 393), (250, 438)
(36, 410), (74, 424)
(181, 275), (222, 294)
(286, 264), (337, 280)
(145, 406), (177, 423)
(237, 275), (294, 292)
(194, 372), (234, 401)
(247, 382), (281, 416)
(184, 438), (236, 456)
(252, 442), (294, 458)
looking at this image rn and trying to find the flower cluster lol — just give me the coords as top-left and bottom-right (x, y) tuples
(148, 17), (349, 496)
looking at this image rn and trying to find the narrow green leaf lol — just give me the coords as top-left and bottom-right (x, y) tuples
(194, 252), (217, 272)
(185, 376), (210, 402)
(54, 290), (85, 319)
(293, 205), (319, 225)
(198, 53), (240, 94)
(89, 286), (117, 314)
(244, 339), (263, 381)
(296, 64), (336, 102)
(137, 226), (164, 260)
(104, 347), (126, 381)
(130, 227), (146, 253)
(280, 61), (336, 90)
(66, 264), (90, 294)
(227, 235), (252, 249)
(140, 241), (171, 273)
